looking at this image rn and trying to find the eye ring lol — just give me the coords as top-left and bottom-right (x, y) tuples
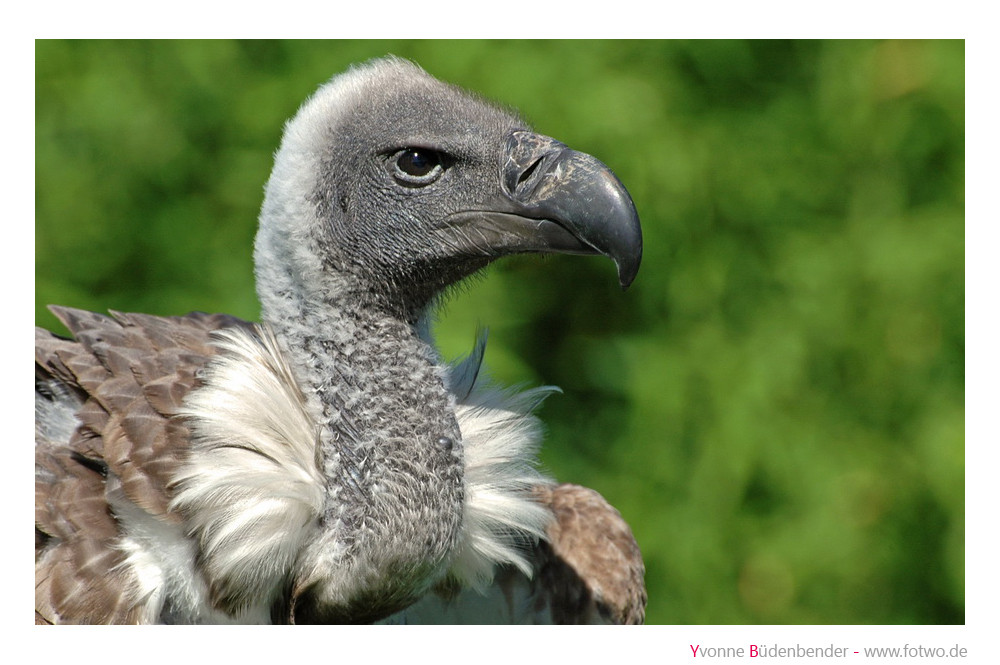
(391, 148), (446, 186)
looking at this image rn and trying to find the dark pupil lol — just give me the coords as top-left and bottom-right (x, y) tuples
(399, 149), (437, 177)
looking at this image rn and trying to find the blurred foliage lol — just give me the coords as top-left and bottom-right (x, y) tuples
(35, 40), (964, 624)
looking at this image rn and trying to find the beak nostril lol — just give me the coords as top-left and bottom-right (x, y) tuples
(518, 157), (542, 189)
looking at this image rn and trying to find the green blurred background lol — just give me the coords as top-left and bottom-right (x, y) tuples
(35, 40), (964, 624)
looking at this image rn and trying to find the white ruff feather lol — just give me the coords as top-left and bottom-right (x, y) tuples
(171, 325), (324, 615)
(441, 333), (557, 590)
(168, 324), (553, 619)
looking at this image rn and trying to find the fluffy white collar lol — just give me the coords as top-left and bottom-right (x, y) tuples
(120, 324), (555, 622)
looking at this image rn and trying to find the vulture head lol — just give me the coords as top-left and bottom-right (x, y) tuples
(255, 57), (641, 324)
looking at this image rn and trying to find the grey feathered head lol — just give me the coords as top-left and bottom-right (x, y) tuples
(255, 57), (642, 325)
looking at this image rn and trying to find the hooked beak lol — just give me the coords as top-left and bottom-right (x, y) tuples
(443, 130), (643, 289)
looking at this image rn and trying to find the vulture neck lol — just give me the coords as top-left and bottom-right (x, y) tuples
(256, 255), (465, 621)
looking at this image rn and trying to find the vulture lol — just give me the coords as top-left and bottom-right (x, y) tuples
(34, 57), (646, 625)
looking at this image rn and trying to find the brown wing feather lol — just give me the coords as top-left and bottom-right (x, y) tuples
(44, 307), (249, 517)
(533, 483), (647, 624)
(35, 307), (251, 623)
(35, 441), (143, 623)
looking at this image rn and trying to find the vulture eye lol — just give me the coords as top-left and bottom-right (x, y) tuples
(392, 148), (446, 186)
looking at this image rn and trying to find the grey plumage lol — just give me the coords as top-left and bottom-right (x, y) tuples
(35, 57), (645, 624)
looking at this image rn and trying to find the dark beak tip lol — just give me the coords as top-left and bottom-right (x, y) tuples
(612, 200), (643, 290)
(619, 269), (637, 290)
(616, 250), (642, 290)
